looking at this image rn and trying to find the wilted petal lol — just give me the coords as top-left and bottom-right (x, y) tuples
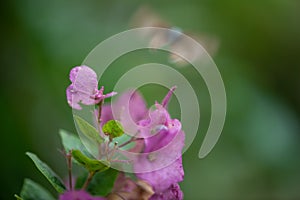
(150, 183), (183, 200)
(59, 190), (106, 200)
(108, 173), (154, 200)
(111, 173), (137, 193)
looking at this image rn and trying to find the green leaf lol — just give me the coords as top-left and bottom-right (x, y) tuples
(74, 115), (104, 144)
(72, 150), (110, 173)
(19, 179), (55, 200)
(59, 129), (92, 157)
(102, 120), (124, 139)
(76, 168), (119, 196)
(26, 152), (66, 193)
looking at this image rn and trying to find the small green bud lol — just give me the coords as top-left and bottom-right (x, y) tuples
(102, 120), (124, 140)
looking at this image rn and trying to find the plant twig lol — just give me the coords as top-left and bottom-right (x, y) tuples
(82, 171), (95, 190)
(118, 137), (143, 149)
(97, 99), (104, 123)
(66, 151), (73, 190)
(96, 99), (104, 159)
(105, 140), (110, 160)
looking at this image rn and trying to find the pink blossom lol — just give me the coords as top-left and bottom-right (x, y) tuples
(66, 66), (116, 110)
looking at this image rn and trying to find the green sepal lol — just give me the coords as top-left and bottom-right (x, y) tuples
(102, 120), (124, 139)
(74, 115), (104, 144)
(19, 179), (55, 200)
(26, 152), (66, 193)
(72, 150), (110, 173)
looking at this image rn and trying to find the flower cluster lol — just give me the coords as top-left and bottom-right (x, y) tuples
(100, 87), (185, 200)
(16, 65), (185, 200)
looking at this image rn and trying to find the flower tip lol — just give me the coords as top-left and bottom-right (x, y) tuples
(106, 91), (117, 98)
(171, 85), (177, 90)
(99, 86), (104, 92)
(161, 86), (177, 107)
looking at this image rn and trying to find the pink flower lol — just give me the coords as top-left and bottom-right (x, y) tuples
(134, 104), (185, 194)
(66, 66), (116, 110)
(100, 87), (185, 199)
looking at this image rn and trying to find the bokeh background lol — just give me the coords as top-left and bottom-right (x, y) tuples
(1, 0), (300, 199)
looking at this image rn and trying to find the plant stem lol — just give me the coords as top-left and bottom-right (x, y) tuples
(97, 99), (104, 123)
(66, 151), (73, 190)
(82, 171), (95, 190)
(106, 137), (143, 157)
(118, 137), (143, 148)
(96, 99), (104, 159)
(105, 140), (111, 160)
(108, 142), (118, 161)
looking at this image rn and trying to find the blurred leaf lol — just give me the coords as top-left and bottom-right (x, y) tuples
(74, 115), (104, 144)
(74, 172), (86, 189)
(14, 194), (23, 200)
(76, 168), (119, 196)
(19, 179), (55, 200)
(26, 152), (66, 193)
(102, 120), (124, 139)
(59, 129), (92, 157)
(72, 150), (110, 173)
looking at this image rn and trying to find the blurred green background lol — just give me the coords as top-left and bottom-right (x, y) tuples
(1, 0), (300, 199)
